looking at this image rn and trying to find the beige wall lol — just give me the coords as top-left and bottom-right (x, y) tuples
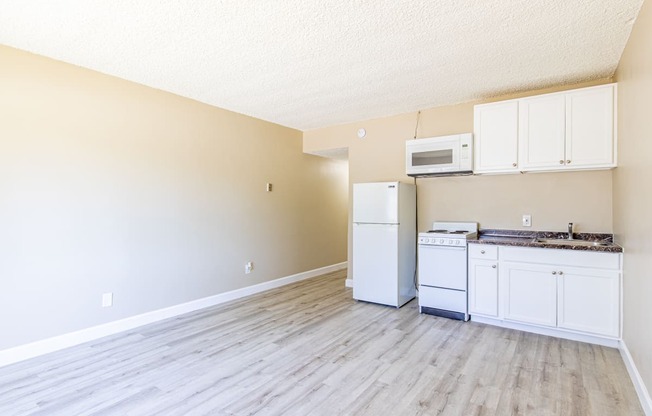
(0, 46), (348, 350)
(614, 0), (652, 404)
(305, 81), (614, 278)
(305, 80), (614, 232)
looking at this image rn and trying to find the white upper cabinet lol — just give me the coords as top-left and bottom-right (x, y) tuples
(473, 101), (519, 174)
(565, 85), (616, 169)
(519, 94), (566, 171)
(474, 83), (617, 174)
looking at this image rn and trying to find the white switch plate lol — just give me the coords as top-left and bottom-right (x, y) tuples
(266, 183), (272, 192)
(245, 261), (253, 274)
(522, 214), (532, 227)
(102, 292), (113, 307)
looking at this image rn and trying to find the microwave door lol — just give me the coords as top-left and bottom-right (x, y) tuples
(411, 143), (460, 173)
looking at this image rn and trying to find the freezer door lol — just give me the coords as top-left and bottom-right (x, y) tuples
(418, 245), (467, 290)
(352, 182), (399, 224)
(352, 223), (398, 306)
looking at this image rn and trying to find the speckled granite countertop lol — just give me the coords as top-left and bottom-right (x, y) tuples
(468, 229), (623, 253)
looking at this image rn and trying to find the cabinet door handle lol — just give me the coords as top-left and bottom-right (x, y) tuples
(492, 265), (497, 269)
(512, 163), (517, 167)
(480, 250), (485, 254)
(558, 271), (564, 275)
(552, 271), (557, 275)
(559, 160), (564, 165)
(566, 160), (571, 164)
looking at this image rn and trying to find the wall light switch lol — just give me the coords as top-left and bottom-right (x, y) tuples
(266, 183), (272, 192)
(522, 214), (532, 227)
(102, 292), (113, 307)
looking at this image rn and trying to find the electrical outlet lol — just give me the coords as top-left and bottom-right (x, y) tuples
(102, 292), (113, 307)
(522, 214), (532, 227)
(245, 261), (253, 274)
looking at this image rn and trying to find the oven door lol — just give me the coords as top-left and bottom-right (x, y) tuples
(418, 245), (467, 290)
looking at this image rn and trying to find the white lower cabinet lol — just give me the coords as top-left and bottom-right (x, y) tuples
(468, 244), (621, 342)
(557, 267), (620, 337)
(502, 262), (557, 327)
(468, 259), (499, 317)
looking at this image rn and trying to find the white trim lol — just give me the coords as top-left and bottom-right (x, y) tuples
(0, 261), (347, 368)
(345, 278), (353, 288)
(470, 315), (620, 348)
(619, 340), (652, 415)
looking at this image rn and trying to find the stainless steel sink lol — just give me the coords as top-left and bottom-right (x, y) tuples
(535, 238), (609, 247)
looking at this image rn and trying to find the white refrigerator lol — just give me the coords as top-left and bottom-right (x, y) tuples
(352, 181), (416, 307)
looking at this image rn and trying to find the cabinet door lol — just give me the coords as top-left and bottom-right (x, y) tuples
(519, 94), (566, 171)
(473, 101), (519, 173)
(558, 267), (619, 337)
(565, 85), (616, 168)
(468, 259), (499, 317)
(501, 262), (557, 327)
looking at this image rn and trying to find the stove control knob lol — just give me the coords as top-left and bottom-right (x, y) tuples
(448, 239), (453, 245)
(455, 240), (460, 245)
(439, 239), (444, 244)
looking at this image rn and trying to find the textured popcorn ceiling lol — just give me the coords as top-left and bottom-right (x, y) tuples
(0, 1), (643, 130)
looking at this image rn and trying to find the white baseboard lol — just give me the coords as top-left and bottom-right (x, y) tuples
(620, 340), (652, 415)
(0, 261), (347, 368)
(470, 315), (620, 348)
(345, 278), (353, 288)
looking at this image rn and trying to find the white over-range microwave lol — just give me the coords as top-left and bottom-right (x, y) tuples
(405, 133), (473, 177)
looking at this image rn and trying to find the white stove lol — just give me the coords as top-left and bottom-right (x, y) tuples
(418, 221), (478, 247)
(418, 221), (478, 321)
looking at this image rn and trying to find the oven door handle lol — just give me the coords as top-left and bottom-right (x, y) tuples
(419, 245), (467, 250)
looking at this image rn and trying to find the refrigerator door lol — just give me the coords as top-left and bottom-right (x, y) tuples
(352, 223), (399, 306)
(352, 182), (399, 224)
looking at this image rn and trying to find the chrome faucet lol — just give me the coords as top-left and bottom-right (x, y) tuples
(568, 223), (574, 240)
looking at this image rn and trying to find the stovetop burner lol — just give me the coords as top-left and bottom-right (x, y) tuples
(427, 229), (471, 235)
(420, 222), (478, 246)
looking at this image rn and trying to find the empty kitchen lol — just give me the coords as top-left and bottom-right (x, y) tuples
(1, 1), (650, 415)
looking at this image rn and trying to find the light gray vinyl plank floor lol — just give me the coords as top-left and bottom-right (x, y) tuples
(0, 269), (643, 415)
